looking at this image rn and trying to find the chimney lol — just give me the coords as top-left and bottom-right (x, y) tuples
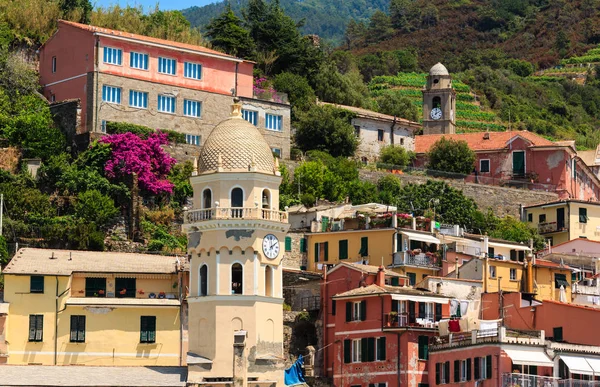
(232, 330), (248, 387)
(376, 266), (386, 287)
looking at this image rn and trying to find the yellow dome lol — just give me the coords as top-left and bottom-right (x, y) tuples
(198, 99), (276, 175)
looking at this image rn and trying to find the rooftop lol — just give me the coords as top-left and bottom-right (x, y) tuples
(328, 262), (407, 278)
(523, 198), (600, 209)
(333, 284), (449, 299)
(429, 62), (450, 76)
(318, 101), (420, 128)
(2, 248), (180, 276)
(66, 298), (181, 307)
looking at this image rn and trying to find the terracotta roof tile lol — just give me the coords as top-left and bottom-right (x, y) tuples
(318, 102), (420, 128)
(333, 284), (450, 299)
(58, 19), (240, 61)
(534, 258), (572, 270)
(415, 131), (556, 154)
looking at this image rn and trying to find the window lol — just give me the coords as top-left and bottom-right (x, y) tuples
(314, 242), (328, 262)
(346, 300), (366, 322)
(265, 114), (283, 131)
(351, 339), (361, 363)
(339, 239), (348, 259)
(199, 264), (208, 296)
(231, 263), (243, 294)
(359, 236), (368, 257)
(436, 361), (450, 384)
(101, 120), (107, 133)
(418, 302), (435, 321)
(474, 356), (491, 380)
(28, 315), (43, 342)
(378, 129), (384, 141)
(369, 384), (387, 387)
(70, 315), (86, 343)
(158, 95), (176, 113)
(130, 52), (149, 70)
(300, 238), (307, 253)
(51, 56), (56, 73)
(242, 109), (258, 125)
(186, 134), (200, 146)
(539, 214), (546, 223)
(510, 268), (517, 281)
(480, 159), (490, 173)
(103, 47), (122, 65)
(460, 359), (471, 382)
(158, 57), (176, 75)
(231, 187), (244, 208)
(332, 300), (336, 315)
(555, 273), (569, 289)
(488, 247), (495, 258)
(184, 62), (202, 80)
(272, 148), (282, 158)
(140, 316), (156, 343)
(183, 99), (202, 118)
(30, 276), (44, 293)
(285, 237), (292, 252)
(407, 272), (416, 286)
(115, 278), (136, 298)
(418, 335), (429, 360)
(579, 207), (588, 223)
(489, 265), (496, 279)
(50, 94), (56, 102)
(510, 249), (517, 261)
(102, 85), (121, 104)
(129, 90), (148, 109)
(527, 213), (533, 222)
(518, 250), (525, 262)
(353, 301), (361, 321)
(376, 336), (386, 361)
(265, 265), (274, 297)
(85, 278), (106, 297)
(553, 326), (563, 341)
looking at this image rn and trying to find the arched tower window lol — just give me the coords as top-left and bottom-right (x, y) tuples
(265, 265), (274, 297)
(262, 189), (271, 209)
(231, 263), (243, 294)
(202, 189), (212, 209)
(199, 264), (208, 296)
(432, 96), (441, 109)
(231, 188), (243, 207)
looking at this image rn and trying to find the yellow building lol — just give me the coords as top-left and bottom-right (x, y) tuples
(523, 199), (600, 246)
(183, 99), (290, 386)
(2, 248), (185, 366)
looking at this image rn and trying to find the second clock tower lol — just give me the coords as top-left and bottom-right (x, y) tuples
(422, 62), (456, 135)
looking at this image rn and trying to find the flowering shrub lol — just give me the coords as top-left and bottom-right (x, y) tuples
(253, 77), (282, 103)
(99, 132), (177, 195)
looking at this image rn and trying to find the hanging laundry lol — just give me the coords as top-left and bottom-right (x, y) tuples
(450, 300), (459, 316)
(449, 319), (461, 332)
(438, 319), (450, 336)
(460, 300), (469, 316)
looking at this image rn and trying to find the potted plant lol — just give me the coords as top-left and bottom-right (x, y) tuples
(138, 289), (145, 295)
(119, 288), (127, 295)
(388, 311), (398, 326)
(158, 291), (166, 299)
(98, 289), (105, 296)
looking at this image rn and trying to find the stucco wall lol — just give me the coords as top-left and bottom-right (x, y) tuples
(353, 116), (416, 163)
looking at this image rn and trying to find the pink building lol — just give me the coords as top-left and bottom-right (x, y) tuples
(321, 262), (450, 387)
(414, 131), (600, 201)
(38, 20), (290, 157)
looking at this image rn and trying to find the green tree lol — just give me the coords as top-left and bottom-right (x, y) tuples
(377, 175), (403, 205)
(427, 137), (476, 174)
(389, 0), (416, 31)
(379, 145), (412, 167)
(294, 105), (358, 157)
(489, 216), (544, 250)
(273, 72), (315, 113)
(313, 61), (368, 107)
(74, 190), (119, 228)
(367, 10), (393, 43)
(347, 179), (379, 205)
(168, 161), (193, 207)
(555, 30), (571, 58)
(0, 235), (8, 266)
(205, 4), (255, 58)
(344, 19), (367, 49)
(59, 0), (92, 23)
(294, 160), (327, 199)
(376, 94), (419, 121)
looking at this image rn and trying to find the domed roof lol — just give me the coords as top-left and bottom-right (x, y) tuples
(198, 99), (276, 175)
(429, 62), (449, 76)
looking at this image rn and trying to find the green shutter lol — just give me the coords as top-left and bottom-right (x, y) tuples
(140, 317), (148, 342)
(418, 336), (429, 360)
(30, 276), (44, 293)
(346, 302), (352, 322)
(391, 277), (399, 286)
(28, 315), (36, 341)
(343, 339), (351, 363)
(359, 237), (368, 257)
(339, 240), (348, 260)
(467, 358), (472, 381)
(285, 237), (292, 252)
(436, 363), (441, 385)
(367, 337), (375, 362)
(486, 355), (492, 379)
(141, 316), (156, 343)
(324, 242), (329, 261)
(148, 316), (156, 343)
(454, 360), (460, 382)
(70, 316), (78, 342)
(474, 357), (480, 380)
(314, 243), (319, 262)
(360, 300), (367, 321)
(361, 337), (368, 362)
(377, 337), (386, 360)
(332, 300), (336, 316)
(300, 238), (307, 253)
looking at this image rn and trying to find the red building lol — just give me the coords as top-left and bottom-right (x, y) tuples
(321, 262), (450, 387)
(414, 131), (600, 201)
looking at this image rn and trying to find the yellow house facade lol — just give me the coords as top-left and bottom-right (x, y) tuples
(524, 199), (600, 246)
(2, 248), (185, 366)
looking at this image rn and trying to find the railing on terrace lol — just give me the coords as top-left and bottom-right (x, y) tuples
(454, 244), (482, 257)
(253, 90), (289, 104)
(185, 207), (288, 223)
(392, 251), (441, 268)
(557, 380), (600, 387)
(300, 296), (320, 311)
(383, 312), (437, 329)
(538, 221), (568, 234)
(502, 373), (559, 387)
(430, 326), (543, 350)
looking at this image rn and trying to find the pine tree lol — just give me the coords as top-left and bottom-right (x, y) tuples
(205, 4), (255, 58)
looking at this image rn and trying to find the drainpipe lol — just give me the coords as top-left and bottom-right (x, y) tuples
(54, 277), (70, 366)
(234, 62), (239, 97)
(178, 259), (183, 367)
(93, 36), (100, 134)
(567, 201), (571, 241)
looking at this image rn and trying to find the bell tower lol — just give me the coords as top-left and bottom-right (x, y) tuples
(422, 62), (456, 135)
(184, 98), (290, 387)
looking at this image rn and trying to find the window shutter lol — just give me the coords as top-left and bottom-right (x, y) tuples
(367, 337), (375, 362)
(29, 315), (36, 341)
(377, 337), (386, 360)
(332, 300), (336, 316)
(79, 316), (86, 342)
(346, 302), (352, 322)
(454, 360), (460, 382)
(360, 237), (368, 257)
(339, 240), (348, 260)
(444, 361), (450, 383)
(467, 358), (472, 381)
(147, 317), (156, 343)
(518, 250), (525, 262)
(361, 337), (368, 362)
(314, 243), (319, 262)
(418, 336), (428, 360)
(436, 363), (441, 385)
(392, 300), (398, 313)
(140, 317), (148, 342)
(435, 303), (442, 321)
(474, 357), (480, 380)
(391, 277), (399, 286)
(510, 249), (517, 261)
(324, 242), (329, 261)
(408, 301), (416, 323)
(70, 316), (78, 342)
(300, 238), (307, 253)
(344, 339), (351, 363)
(360, 300), (367, 321)
(35, 315), (43, 341)
(285, 237), (292, 252)
(418, 302), (425, 319)
(486, 355), (492, 379)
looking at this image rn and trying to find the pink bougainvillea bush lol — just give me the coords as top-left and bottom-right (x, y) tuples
(99, 132), (177, 195)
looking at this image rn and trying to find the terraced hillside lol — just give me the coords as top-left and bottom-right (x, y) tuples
(531, 47), (600, 85)
(369, 73), (506, 132)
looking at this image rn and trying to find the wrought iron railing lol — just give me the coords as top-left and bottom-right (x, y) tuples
(392, 252), (440, 268)
(185, 207), (288, 223)
(502, 373), (559, 387)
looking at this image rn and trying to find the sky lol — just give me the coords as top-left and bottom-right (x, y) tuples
(93, 0), (218, 10)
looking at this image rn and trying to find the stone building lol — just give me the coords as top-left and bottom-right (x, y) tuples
(38, 20), (291, 159)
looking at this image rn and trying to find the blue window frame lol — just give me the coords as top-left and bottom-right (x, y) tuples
(265, 114), (283, 131)
(184, 62), (202, 80)
(186, 134), (200, 146)
(158, 57), (176, 75)
(183, 100), (202, 118)
(242, 109), (258, 125)
(129, 90), (148, 109)
(103, 47), (122, 65)
(102, 85), (121, 104)
(272, 148), (282, 158)
(158, 95), (176, 113)
(130, 52), (149, 70)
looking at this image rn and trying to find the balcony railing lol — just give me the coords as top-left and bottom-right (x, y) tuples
(383, 312), (437, 329)
(430, 326), (544, 351)
(557, 380), (600, 387)
(538, 221), (567, 234)
(253, 90), (289, 104)
(392, 251), (440, 268)
(502, 373), (559, 387)
(185, 207), (288, 224)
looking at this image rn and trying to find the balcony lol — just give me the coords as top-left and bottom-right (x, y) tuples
(502, 373), (559, 387)
(383, 312), (437, 329)
(392, 251), (441, 268)
(253, 90), (289, 104)
(185, 207), (288, 224)
(538, 221), (567, 234)
(430, 327), (544, 351)
(557, 381), (600, 387)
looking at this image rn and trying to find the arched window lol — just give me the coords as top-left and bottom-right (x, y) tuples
(202, 189), (212, 209)
(265, 265), (274, 297)
(262, 189), (271, 209)
(432, 96), (441, 109)
(231, 263), (243, 294)
(199, 264), (208, 296)
(231, 188), (243, 207)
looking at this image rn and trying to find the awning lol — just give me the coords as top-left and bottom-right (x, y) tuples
(488, 241), (531, 251)
(559, 354), (595, 376)
(400, 230), (440, 244)
(503, 348), (553, 367)
(391, 294), (447, 304)
(584, 357), (600, 374)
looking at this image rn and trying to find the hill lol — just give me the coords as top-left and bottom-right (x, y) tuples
(181, 0), (389, 44)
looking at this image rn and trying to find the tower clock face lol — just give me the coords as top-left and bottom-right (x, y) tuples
(430, 107), (443, 120)
(262, 234), (280, 259)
